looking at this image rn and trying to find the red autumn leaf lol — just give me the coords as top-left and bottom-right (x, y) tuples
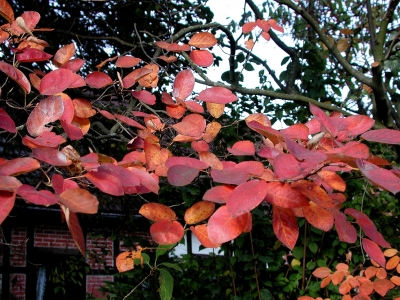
(26, 95), (64, 136)
(39, 69), (76, 95)
(0, 175), (22, 192)
(203, 185), (235, 204)
(155, 41), (171, 50)
(0, 0), (14, 23)
(359, 280), (374, 295)
(22, 132), (66, 148)
(227, 140), (256, 156)
(189, 32), (217, 48)
(116, 55), (142, 68)
(356, 159), (400, 194)
(32, 147), (72, 166)
(312, 267), (332, 278)
(267, 19), (284, 33)
(284, 136), (327, 163)
(191, 140), (209, 152)
(51, 174), (79, 195)
(158, 55), (177, 63)
(184, 201), (215, 224)
(373, 279), (395, 297)
(17, 184), (59, 205)
(0, 108), (17, 133)
(114, 114), (145, 130)
(207, 205), (246, 244)
(53, 43), (76, 67)
(264, 182), (309, 208)
(317, 170), (346, 192)
(361, 129), (400, 144)
(139, 203), (176, 222)
(344, 208), (376, 230)
(246, 113), (272, 127)
(362, 238), (386, 267)
(190, 224), (221, 248)
(85, 71), (113, 88)
(196, 87), (237, 104)
(166, 43), (191, 52)
(150, 220), (184, 244)
(60, 58), (86, 72)
(256, 19), (271, 32)
(280, 124), (309, 140)
(247, 121), (282, 144)
(85, 171), (124, 196)
(72, 98), (96, 118)
(98, 163), (140, 194)
(131, 90), (156, 105)
(122, 67), (152, 88)
(261, 31), (270, 41)
(59, 188), (99, 214)
(166, 105), (186, 119)
(309, 103), (339, 137)
(272, 153), (304, 180)
(166, 156), (208, 170)
(128, 167), (159, 194)
(303, 202), (334, 231)
(0, 190), (16, 225)
(292, 180), (336, 208)
(98, 109), (115, 120)
(334, 211), (357, 243)
(227, 180), (268, 217)
(60, 204), (85, 256)
(172, 120), (204, 138)
(173, 69), (195, 101)
(242, 21), (256, 33)
(17, 48), (52, 63)
(0, 157), (40, 176)
(167, 164), (200, 186)
(0, 61), (31, 93)
(210, 161), (264, 185)
(335, 115), (375, 136)
(272, 205), (299, 250)
(189, 50), (214, 67)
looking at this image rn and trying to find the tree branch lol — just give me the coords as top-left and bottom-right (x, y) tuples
(275, 0), (374, 88)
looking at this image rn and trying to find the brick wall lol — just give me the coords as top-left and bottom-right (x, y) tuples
(86, 275), (113, 298)
(86, 235), (114, 270)
(34, 225), (78, 249)
(10, 273), (25, 300)
(10, 227), (27, 267)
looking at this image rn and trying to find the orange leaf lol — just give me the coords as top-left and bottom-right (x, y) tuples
(190, 224), (221, 248)
(138, 64), (159, 88)
(150, 220), (184, 244)
(59, 188), (99, 214)
(312, 267), (331, 278)
(365, 266), (377, 279)
(246, 113), (271, 127)
(206, 102), (225, 118)
(317, 170), (346, 192)
(139, 203), (176, 222)
(373, 278), (394, 297)
(60, 204), (85, 256)
(116, 251), (134, 272)
(244, 39), (254, 50)
(184, 201), (215, 225)
(390, 275), (400, 286)
(242, 22), (256, 33)
(122, 67), (152, 88)
(199, 151), (223, 170)
(73, 98), (96, 118)
(386, 255), (400, 270)
(359, 279), (374, 295)
(0, 0), (14, 23)
(189, 32), (217, 48)
(158, 55), (177, 63)
(227, 140), (255, 156)
(292, 180), (336, 208)
(339, 281), (352, 295)
(320, 275), (332, 288)
(303, 201), (334, 231)
(384, 248), (398, 257)
(53, 43), (76, 67)
(203, 121), (222, 143)
(332, 270), (346, 285)
(376, 267), (387, 279)
(272, 205), (298, 250)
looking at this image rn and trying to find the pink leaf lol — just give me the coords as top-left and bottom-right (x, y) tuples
(60, 58), (86, 72)
(85, 171), (124, 196)
(131, 90), (156, 105)
(227, 180), (268, 217)
(334, 210), (357, 243)
(309, 103), (338, 137)
(167, 165), (199, 186)
(26, 95), (64, 136)
(166, 156), (208, 169)
(173, 69), (195, 101)
(17, 48), (52, 63)
(196, 87), (237, 104)
(362, 238), (386, 267)
(361, 129), (400, 144)
(203, 185), (235, 204)
(51, 174), (79, 195)
(32, 147), (72, 166)
(39, 69), (75, 95)
(0, 61), (31, 93)
(0, 108), (17, 133)
(85, 71), (113, 88)
(227, 140), (256, 156)
(189, 50), (214, 67)
(17, 184), (59, 205)
(116, 55), (142, 68)
(0, 157), (40, 176)
(356, 159), (400, 194)
(150, 220), (184, 244)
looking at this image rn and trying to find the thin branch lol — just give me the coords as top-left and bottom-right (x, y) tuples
(275, 0), (374, 88)
(366, 0), (378, 59)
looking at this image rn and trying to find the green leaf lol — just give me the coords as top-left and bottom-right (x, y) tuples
(160, 262), (182, 272)
(292, 246), (303, 260)
(308, 242), (318, 254)
(158, 268), (174, 300)
(244, 63), (255, 71)
(156, 244), (175, 260)
(281, 56), (290, 66)
(142, 253), (151, 266)
(236, 52), (245, 63)
(260, 288), (273, 300)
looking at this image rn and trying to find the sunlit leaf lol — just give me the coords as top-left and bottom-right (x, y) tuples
(39, 69), (75, 95)
(198, 151), (223, 170)
(150, 220), (184, 244)
(22, 132), (66, 149)
(85, 171), (124, 196)
(189, 32), (217, 48)
(312, 267), (331, 278)
(59, 188), (98, 214)
(227, 140), (255, 156)
(242, 21), (256, 33)
(373, 278), (395, 297)
(361, 129), (400, 144)
(122, 67), (152, 88)
(53, 43), (75, 67)
(184, 201), (215, 224)
(202, 185), (235, 204)
(190, 50), (214, 67)
(0, 61), (31, 93)
(139, 203), (176, 222)
(0, 0), (14, 23)
(264, 182), (309, 208)
(292, 180), (336, 208)
(0, 157), (40, 176)
(196, 87), (237, 104)
(190, 224), (221, 248)
(272, 205), (298, 250)
(173, 69), (195, 101)
(303, 201), (334, 231)
(85, 71), (113, 88)
(32, 147), (72, 166)
(206, 102), (225, 118)
(73, 98), (96, 118)
(203, 121), (222, 142)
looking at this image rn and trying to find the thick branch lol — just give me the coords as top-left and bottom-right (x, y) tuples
(276, 0), (374, 88)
